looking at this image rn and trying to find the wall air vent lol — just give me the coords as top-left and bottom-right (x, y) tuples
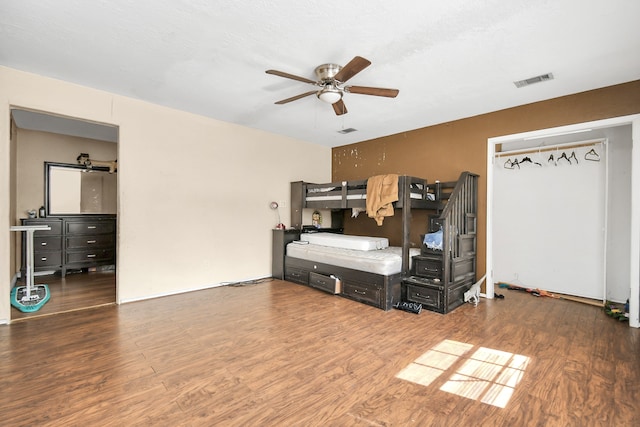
(337, 128), (357, 134)
(514, 73), (554, 88)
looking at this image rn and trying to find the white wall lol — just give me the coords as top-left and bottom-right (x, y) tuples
(0, 66), (331, 323)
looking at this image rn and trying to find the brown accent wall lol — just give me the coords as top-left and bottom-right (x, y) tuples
(332, 80), (640, 280)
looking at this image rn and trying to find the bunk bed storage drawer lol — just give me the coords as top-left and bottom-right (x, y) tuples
(413, 255), (443, 280)
(342, 281), (381, 307)
(309, 272), (341, 294)
(404, 279), (442, 311)
(285, 269), (308, 285)
(284, 259), (308, 285)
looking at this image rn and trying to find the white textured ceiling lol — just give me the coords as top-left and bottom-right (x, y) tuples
(2, 0), (639, 147)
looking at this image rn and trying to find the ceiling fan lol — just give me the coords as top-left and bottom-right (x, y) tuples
(266, 56), (399, 116)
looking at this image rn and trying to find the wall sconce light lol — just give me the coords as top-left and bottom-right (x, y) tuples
(270, 201), (286, 229)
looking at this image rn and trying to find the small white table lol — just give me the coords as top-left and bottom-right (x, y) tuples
(10, 225), (51, 303)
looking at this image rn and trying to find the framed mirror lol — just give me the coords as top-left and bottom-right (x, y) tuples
(45, 162), (117, 216)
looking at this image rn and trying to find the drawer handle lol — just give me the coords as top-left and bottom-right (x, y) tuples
(416, 293), (430, 299)
(87, 240), (97, 244)
(317, 280), (326, 285)
(87, 254), (96, 258)
(41, 242), (47, 246)
(354, 289), (365, 295)
(41, 257), (47, 261)
(87, 226), (97, 229)
(422, 267), (439, 272)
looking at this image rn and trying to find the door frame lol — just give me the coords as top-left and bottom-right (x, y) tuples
(6, 107), (119, 323)
(486, 114), (640, 328)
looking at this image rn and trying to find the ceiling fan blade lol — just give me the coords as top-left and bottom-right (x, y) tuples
(332, 99), (348, 116)
(346, 85), (399, 98)
(266, 69), (316, 85)
(274, 90), (317, 105)
(333, 56), (371, 83)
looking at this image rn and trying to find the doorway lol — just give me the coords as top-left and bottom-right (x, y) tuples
(9, 108), (118, 321)
(486, 114), (640, 328)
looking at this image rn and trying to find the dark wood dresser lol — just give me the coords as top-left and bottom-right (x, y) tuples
(21, 216), (116, 277)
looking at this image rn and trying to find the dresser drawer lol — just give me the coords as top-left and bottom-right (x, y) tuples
(34, 236), (62, 251)
(66, 249), (115, 264)
(342, 282), (381, 307)
(66, 220), (115, 235)
(309, 272), (341, 294)
(34, 251), (62, 268)
(413, 255), (443, 280)
(24, 219), (62, 236)
(66, 234), (115, 249)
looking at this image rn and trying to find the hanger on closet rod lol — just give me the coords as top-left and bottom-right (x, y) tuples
(519, 156), (542, 166)
(584, 148), (600, 161)
(548, 153), (555, 165)
(504, 158), (519, 169)
(568, 151), (578, 164)
(557, 152), (571, 164)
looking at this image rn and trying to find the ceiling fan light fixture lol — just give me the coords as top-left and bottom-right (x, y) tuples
(317, 86), (342, 104)
(266, 56), (398, 115)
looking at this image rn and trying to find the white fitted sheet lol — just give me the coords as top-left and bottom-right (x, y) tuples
(300, 233), (389, 251)
(287, 243), (420, 275)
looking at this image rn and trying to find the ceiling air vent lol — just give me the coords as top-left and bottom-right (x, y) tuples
(337, 127), (357, 134)
(514, 73), (554, 88)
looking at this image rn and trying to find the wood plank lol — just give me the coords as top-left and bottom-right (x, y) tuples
(10, 270), (116, 321)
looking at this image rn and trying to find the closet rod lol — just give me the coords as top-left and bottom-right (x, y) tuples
(495, 138), (605, 158)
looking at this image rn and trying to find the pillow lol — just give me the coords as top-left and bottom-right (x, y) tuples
(300, 233), (389, 251)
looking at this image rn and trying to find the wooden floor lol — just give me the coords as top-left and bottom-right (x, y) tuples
(1, 279), (638, 426)
(10, 271), (116, 321)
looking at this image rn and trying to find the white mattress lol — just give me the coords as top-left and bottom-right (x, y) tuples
(287, 243), (420, 276)
(300, 232), (389, 251)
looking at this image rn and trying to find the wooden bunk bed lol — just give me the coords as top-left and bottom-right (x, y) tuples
(279, 172), (478, 312)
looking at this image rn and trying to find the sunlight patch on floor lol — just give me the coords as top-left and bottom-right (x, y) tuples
(396, 340), (530, 408)
(395, 340), (473, 386)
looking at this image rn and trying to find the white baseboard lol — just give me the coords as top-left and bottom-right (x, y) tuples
(118, 276), (270, 304)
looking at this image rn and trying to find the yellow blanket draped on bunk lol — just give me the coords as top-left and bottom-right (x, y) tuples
(366, 174), (399, 225)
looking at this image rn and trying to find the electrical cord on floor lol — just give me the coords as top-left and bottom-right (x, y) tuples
(223, 277), (275, 287)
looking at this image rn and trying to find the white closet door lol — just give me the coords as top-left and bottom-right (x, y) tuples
(492, 145), (606, 299)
